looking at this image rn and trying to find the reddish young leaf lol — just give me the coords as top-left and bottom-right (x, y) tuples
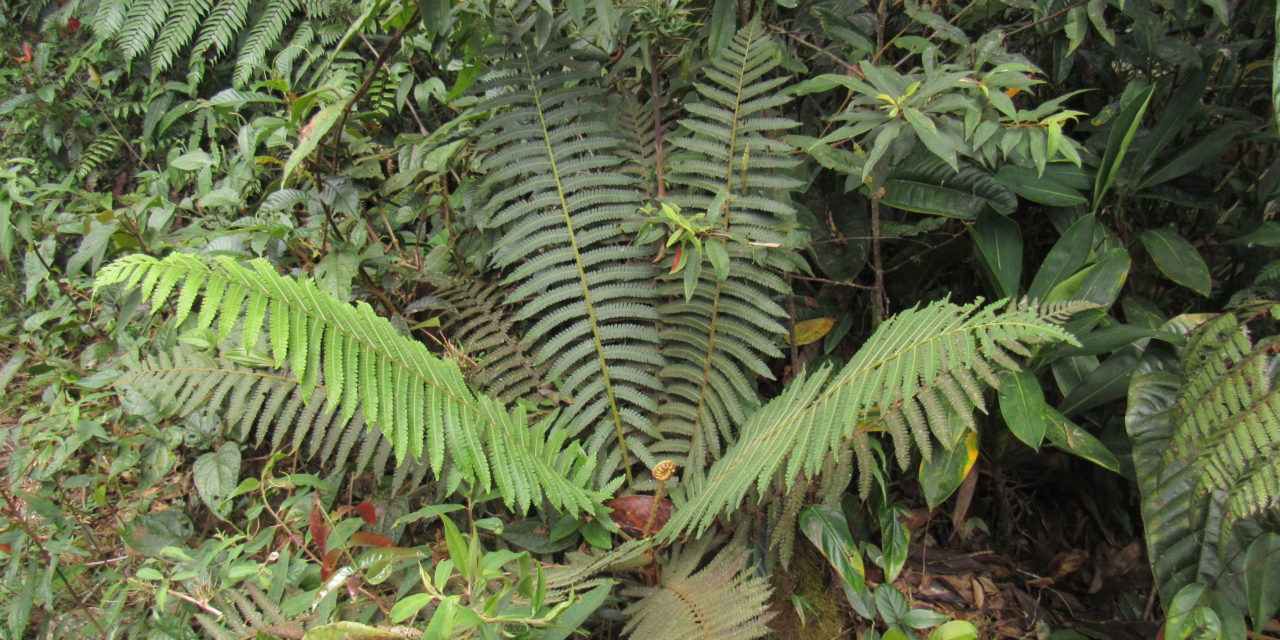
(349, 531), (395, 548)
(670, 244), (683, 274)
(354, 501), (377, 526)
(606, 495), (672, 537)
(309, 500), (329, 553)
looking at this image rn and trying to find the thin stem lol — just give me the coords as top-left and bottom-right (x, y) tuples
(870, 188), (888, 322)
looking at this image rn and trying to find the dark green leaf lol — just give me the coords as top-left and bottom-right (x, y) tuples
(918, 431), (977, 509)
(1141, 228), (1211, 297)
(996, 165), (1087, 206)
(1093, 85), (1155, 209)
(1244, 533), (1280, 633)
(193, 442), (241, 519)
(881, 157), (1016, 219)
(800, 505), (866, 594)
(971, 208), (1022, 298)
(1044, 407), (1120, 471)
(999, 370), (1048, 450)
(1028, 214), (1095, 301)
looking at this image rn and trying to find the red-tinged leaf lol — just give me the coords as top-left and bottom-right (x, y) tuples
(16, 42), (32, 64)
(67, 17), (80, 34)
(0, 543), (10, 555)
(670, 244), (683, 274)
(321, 548), (342, 581)
(309, 500), (329, 553)
(349, 532), (395, 548)
(355, 502), (377, 525)
(606, 495), (672, 537)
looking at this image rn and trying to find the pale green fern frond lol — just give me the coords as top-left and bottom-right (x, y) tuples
(233, 0), (300, 87)
(472, 39), (662, 486)
(118, 0), (172, 62)
(95, 253), (605, 514)
(119, 348), (434, 494)
(661, 299), (1077, 540)
(621, 537), (773, 640)
(657, 20), (806, 472)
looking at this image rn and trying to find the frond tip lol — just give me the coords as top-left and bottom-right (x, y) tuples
(94, 253), (606, 514)
(661, 298), (1078, 540)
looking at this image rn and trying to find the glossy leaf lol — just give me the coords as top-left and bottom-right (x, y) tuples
(791, 318), (835, 346)
(1028, 214), (1095, 302)
(996, 165), (1087, 206)
(998, 369), (1048, 450)
(1244, 533), (1280, 633)
(881, 157), (1016, 219)
(1044, 407), (1119, 472)
(1093, 85), (1155, 210)
(800, 504), (866, 594)
(919, 431), (978, 509)
(1141, 228), (1211, 297)
(971, 208), (1022, 299)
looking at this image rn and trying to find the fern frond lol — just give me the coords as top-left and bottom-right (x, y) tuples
(118, 0), (171, 62)
(472, 40), (662, 485)
(195, 584), (308, 639)
(434, 278), (547, 404)
(233, 0), (300, 87)
(95, 253), (606, 514)
(74, 133), (125, 180)
(151, 0), (216, 75)
(1172, 305), (1280, 518)
(92, 0), (131, 40)
(661, 299), (1077, 540)
(120, 348), (435, 493)
(621, 537), (773, 640)
(191, 0), (251, 60)
(657, 20), (806, 472)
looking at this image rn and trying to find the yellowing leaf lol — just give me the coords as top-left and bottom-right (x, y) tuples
(790, 318), (835, 345)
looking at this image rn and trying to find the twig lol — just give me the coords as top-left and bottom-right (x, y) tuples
(869, 187), (888, 321)
(770, 26), (860, 76)
(1007, 1), (1087, 37)
(649, 44), (667, 199)
(166, 589), (225, 618)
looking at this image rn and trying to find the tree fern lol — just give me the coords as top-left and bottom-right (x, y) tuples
(621, 537), (773, 640)
(661, 299), (1077, 540)
(471, 38), (663, 486)
(95, 253), (606, 514)
(118, 0), (172, 62)
(120, 348), (434, 494)
(657, 20), (806, 471)
(151, 0), (216, 75)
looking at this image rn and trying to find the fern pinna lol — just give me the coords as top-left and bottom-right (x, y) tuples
(662, 299), (1077, 540)
(94, 253), (606, 514)
(656, 20), (807, 472)
(471, 39), (663, 487)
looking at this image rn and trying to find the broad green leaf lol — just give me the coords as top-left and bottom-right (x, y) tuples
(1166, 584), (1221, 640)
(800, 505), (866, 594)
(1138, 124), (1243, 190)
(170, 151), (216, 171)
(1044, 407), (1120, 471)
(707, 0), (737, 56)
(881, 157), (1016, 219)
(930, 620), (980, 640)
(1073, 247), (1130, 308)
(1093, 85), (1155, 210)
(996, 165), (1087, 207)
(999, 370), (1048, 450)
(542, 584), (612, 640)
(1028, 214), (1095, 301)
(1058, 346), (1141, 415)
(971, 208), (1022, 298)
(879, 504), (910, 583)
(1086, 0), (1115, 45)
(1141, 228), (1211, 297)
(282, 101), (344, 184)
(904, 608), (950, 629)
(919, 431), (978, 509)
(388, 593), (433, 623)
(193, 442), (241, 519)
(1244, 533), (1280, 633)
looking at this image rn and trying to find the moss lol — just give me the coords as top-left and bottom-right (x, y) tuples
(768, 540), (849, 639)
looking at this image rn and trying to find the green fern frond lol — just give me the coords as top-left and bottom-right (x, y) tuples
(195, 584), (308, 639)
(233, 0), (300, 87)
(661, 299), (1077, 540)
(657, 20), (806, 471)
(118, 0), (172, 62)
(191, 0), (252, 60)
(74, 133), (125, 180)
(472, 40), (662, 485)
(120, 348), (436, 493)
(92, 0), (130, 40)
(1173, 305), (1280, 518)
(95, 253), (606, 514)
(150, 0), (216, 75)
(621, 537), (773, 640)
(433, 278), (547, 404)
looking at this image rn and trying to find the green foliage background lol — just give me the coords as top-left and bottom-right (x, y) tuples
(1, 0), (1279, 638)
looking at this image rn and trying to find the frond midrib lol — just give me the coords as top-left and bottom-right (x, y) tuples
(521, 55), (636, 484)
